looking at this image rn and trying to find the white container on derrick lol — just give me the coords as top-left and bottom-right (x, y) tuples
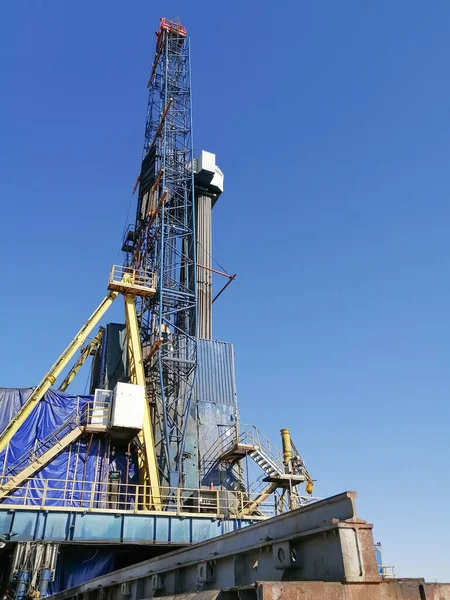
(110, 382), (145, 430)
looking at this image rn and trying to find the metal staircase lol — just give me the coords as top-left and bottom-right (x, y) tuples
(248, 448), (283, 478)
(217, 424), (293, 480)
(0, 402), (109, 500)
(200, 424), (307, 516)
(0, 431), (83, 499)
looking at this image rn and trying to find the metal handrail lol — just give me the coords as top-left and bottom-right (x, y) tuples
(381, 566), (395, 578)
(237, 424), (285, 473)
(3, 414), (80, 479)
(0, 478), (289, 518)
(109, 265), (157, 290)
(201, 424), (287, 494)
(1, 402), (110, 481)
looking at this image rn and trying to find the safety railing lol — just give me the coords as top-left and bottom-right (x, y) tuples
(238, 424), (285, 474)
(160, 17), (187, 38)
(108, 265), (157, 291)
(0, 401), (111, 484)
(84, 401), (110, 428)
(202, 423), (285, 478)
(1, 413), (80, 480)
(0, 479), (286, 518)
(381, 565), (396, 578)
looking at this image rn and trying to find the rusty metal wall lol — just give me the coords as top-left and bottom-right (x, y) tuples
(257, 581), (450, 600)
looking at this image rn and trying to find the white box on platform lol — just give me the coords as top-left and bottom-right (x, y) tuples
(110, 382), (145, 430)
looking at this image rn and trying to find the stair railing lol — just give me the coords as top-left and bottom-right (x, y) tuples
(1, 401), (100, 481)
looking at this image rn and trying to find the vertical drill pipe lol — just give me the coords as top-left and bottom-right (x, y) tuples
(125, 444), (131, 494)
(69, 439), (81, 506)
(63, 442), (72, 504)
(92, 438), (103, 509)
(80, 433), (94, 507)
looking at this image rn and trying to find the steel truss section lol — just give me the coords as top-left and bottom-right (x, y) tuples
(131, 19), (197, 488)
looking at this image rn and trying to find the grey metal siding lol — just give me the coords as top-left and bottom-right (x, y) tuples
(196, 339), (237, 405)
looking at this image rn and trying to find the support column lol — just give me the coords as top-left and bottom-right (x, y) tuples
(196, 194), (212, 339)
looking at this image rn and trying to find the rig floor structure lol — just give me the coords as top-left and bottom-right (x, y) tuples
(0, 17), (319, 599)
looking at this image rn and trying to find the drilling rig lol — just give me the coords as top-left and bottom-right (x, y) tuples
(0, 18), (315, 598)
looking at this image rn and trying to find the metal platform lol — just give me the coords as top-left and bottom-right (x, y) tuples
(218, 443), (258, 461)
(0, 507), (255, 545)
(0, 402), (111, 500)
(263, 473), (307, 487)
(0, 480), (276, 545)
(107, 265), (157, 297)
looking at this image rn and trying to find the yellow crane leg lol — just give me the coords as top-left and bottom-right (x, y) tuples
(0, 426), (84, 499)
(240, 482), (278, 517)
(0, 292), (118, 454)
(58, 327), (105, 392)
(124, 294), (161, 510)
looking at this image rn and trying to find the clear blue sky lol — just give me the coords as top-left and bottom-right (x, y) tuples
(1, 0), (449, 581)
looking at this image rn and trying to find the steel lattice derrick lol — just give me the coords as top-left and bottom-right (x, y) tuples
(131, 19), (197, 488)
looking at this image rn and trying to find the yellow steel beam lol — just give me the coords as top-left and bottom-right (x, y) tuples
(58, 327), (105, 392)
(124, 294), (161, 510)
(240, 482), (278, 517)
(0, 292), (118, 454)
(0, 426), (84, 499)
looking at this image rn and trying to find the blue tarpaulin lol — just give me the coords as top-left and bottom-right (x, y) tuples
(0, 388), (138, 507)
(48, 548), (115, 594)
(0, 387), (142, 590)
(0, 388), (101, 506)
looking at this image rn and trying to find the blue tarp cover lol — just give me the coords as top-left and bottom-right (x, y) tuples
(49, 548), (115, 594)
(0, 388), (109, 506)
(0, 388), (138, 506)
(0, 387), (141, 589)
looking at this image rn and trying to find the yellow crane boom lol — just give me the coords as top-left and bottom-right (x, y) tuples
(58, 327), (105, 392)
(0, 291), (118, 454)
(0, 266), (162, 510)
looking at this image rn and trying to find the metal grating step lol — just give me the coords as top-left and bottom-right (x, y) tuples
(249, 450), (283, 477)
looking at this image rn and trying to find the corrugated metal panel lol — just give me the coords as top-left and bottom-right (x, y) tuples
(90, 323), (128, 392)
(137, 145), (156, 221)
(196, 339), (237, 405)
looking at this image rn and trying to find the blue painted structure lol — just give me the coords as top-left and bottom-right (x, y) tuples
(127, 18), (198, 489)
(90, 336), (241, 492)
(375, 544), (382, 574)
(0, 339), (248, 545)
(0, 508), (253, 544)
(196, 340), (240, 488)
(0, 388), (138, 508)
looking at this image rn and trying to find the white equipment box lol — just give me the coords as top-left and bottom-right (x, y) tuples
(110, 382), (145, 430)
